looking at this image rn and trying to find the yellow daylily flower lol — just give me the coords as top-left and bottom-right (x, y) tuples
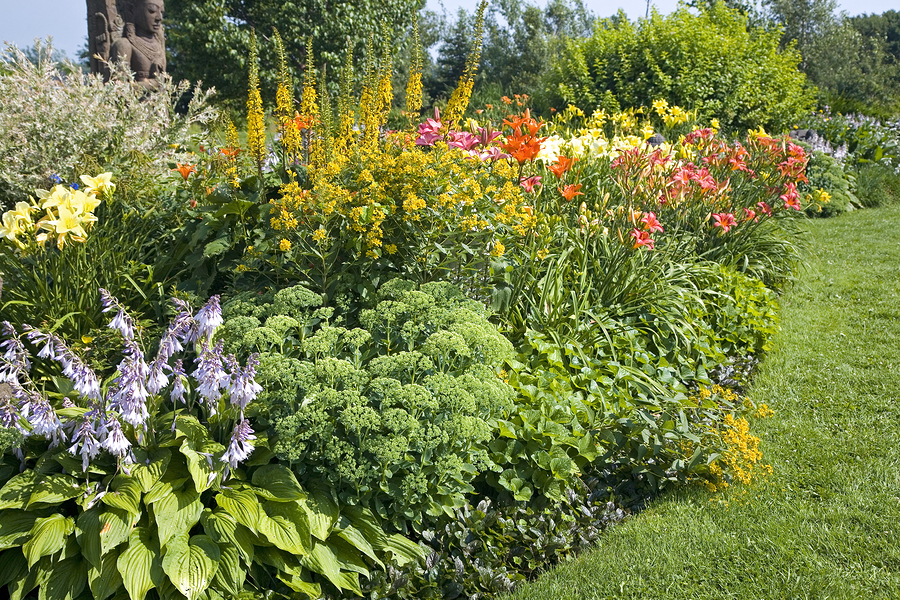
(0, 211), (26, 248)
(80, 172), (115, 197)
(38, 206), (88, 249)
(10, 201), (34, 225)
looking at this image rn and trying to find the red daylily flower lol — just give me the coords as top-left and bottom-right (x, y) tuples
(712, 212), (737, 233)
(173, 163), (196, 181)
(558, 183), (583, 201)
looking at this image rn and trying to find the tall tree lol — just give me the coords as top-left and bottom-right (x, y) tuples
(164, 0), (422, 106)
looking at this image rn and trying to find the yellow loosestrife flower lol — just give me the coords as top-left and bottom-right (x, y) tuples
(246, 32), (267, 172)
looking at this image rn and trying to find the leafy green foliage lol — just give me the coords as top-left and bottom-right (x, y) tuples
(0, 413), (416, 600)
(800, 149), (856, 216)
(542, 4), (815, 132)
(220, 280), (516, 533)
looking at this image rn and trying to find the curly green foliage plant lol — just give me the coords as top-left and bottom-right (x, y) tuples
(219, 279), (517, 534)
(542, 4), (815, 133)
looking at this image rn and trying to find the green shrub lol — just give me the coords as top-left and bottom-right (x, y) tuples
(855, 163), (900, 208)
(796, 147), (856, 216)
(220, 280), (516, 534)
(0, 41), (215, 210)
(542, 4), (814, 133)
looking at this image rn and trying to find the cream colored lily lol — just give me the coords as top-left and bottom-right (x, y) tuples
(80, 172), (116, 197)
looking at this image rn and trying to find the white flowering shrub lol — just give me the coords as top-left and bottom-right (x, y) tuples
(0, 41), (216, 209)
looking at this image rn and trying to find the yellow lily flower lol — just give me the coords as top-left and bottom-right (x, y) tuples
(80, 172), (116, 197)
(38, 206), (88, 249)
(0, 211), (26, 248)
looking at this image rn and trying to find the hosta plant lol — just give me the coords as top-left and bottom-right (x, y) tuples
(0, 290), (423, 600)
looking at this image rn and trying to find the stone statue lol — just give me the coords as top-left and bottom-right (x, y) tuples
(87, 0), (166, 87)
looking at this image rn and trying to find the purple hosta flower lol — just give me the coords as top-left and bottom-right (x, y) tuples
(0, 322), (30, 381)
(222, 418), (255, 471)
(170, 359), (187, 406)
(69, 415), (101, 472)
(100, 289), (135, 340)
(194, 340), (227, 407)
(146, 358), (170, 396)
(102, 416), (131, 459)
(225, 353), (262, 413)
(25, 327), (59, 360)
(0, 396), (20, 430)
(194, 296), (223, 342)
(21, 392), (64, 442)
(170, 298), (199, 344)
(107, 340), (150, 427)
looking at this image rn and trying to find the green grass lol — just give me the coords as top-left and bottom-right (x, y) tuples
(508, 205), (900, 600)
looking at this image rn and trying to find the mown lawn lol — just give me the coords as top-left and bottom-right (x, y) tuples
(508, 204), (900, 600)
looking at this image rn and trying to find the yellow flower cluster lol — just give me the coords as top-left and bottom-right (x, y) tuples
(246, 33), (266, 172)
(0, 174), (113, 250)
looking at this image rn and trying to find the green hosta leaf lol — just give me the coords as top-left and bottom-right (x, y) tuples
(101, 475), (142, 516)
(75, 507), (131, 566)
(116, 528), (162, 600)
(328, 535), (372, 576)
(250, 464), (305, 502)
(276, 571), (321, 598)
(342, 505), (388, 548)
(130, 449), (171, 493)
(100, 507), (133, 557)
(9, 554), (48, 600)
(23, 514), (74, 568)
(299, 486), (338, 541)
(0, 471), (38, 510)
(181, 440), (221, 495)
(200, 509), (254, 565)
(0, 510), (40, 550)
(0, 548), (28, 588)
(215, 489), (261, 534)
(258, 501), (311, 556)
(161, 533), (220, 600)
(211, 544), (244, 598)
(42, 555), (88, 600)
(383, 533), (426, 567)
(153, 485), (203, 547)
(88, 551), (124, 600)
(301, 539), (345, 591)
(336, 520), (384, 568)
(26, 474), (82, 509)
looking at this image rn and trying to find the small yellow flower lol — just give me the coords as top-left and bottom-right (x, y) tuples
(537, 248), (548, 260)
(279, 238), (292, 251)
(312, 228), (328, 244)
(491, 241), (505, 257)
(385, 243), (398, 255)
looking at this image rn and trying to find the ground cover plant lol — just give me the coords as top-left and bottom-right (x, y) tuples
(0, 11), (833, 599)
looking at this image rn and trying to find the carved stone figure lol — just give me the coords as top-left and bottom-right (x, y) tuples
(87, 0), (166, 87)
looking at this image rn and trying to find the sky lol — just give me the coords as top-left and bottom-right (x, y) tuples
(0, 0), (898, 60)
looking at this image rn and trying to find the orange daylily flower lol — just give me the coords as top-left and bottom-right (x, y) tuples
(173, 163), (196, 181)
(548, 156), (575, 179)
(558, 183), (583, 201)
(219, 146), (240, 159)
(293, 111), (316, 130)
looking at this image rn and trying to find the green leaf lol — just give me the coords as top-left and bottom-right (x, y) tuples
(203, 237), (230, 258)
(211, 544), (244, 598)
(23, 514), (74, 568)
(0, 471), (38, 510)
(26, 474), (82, 509)
(336, 520), (384, 568)
(0, 548), (28, 588)
(299, 486), (338, 541)
(215, 489), (261, 535)
(181, 440), (221, 494)
(200, 509), (254, 564)
(101, 475), (142, 516)
(0, 510), (40, 550)
(383, 533), (426, 567)
(116, 528), (162, 600)
(161, 533), (220, 600)
(75, 507), (102, 569)
(99, 507), (133, 557)
(276, 571), (322, 598)
(258, 500), (311, 556)
(153, 484), (203, 547)
(250, 464), (305, 502)
(88, 551), (124, 600)
(42, 555), (88, 600)
(130, 449), (172, 493)
(300, 538), (345, 591)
